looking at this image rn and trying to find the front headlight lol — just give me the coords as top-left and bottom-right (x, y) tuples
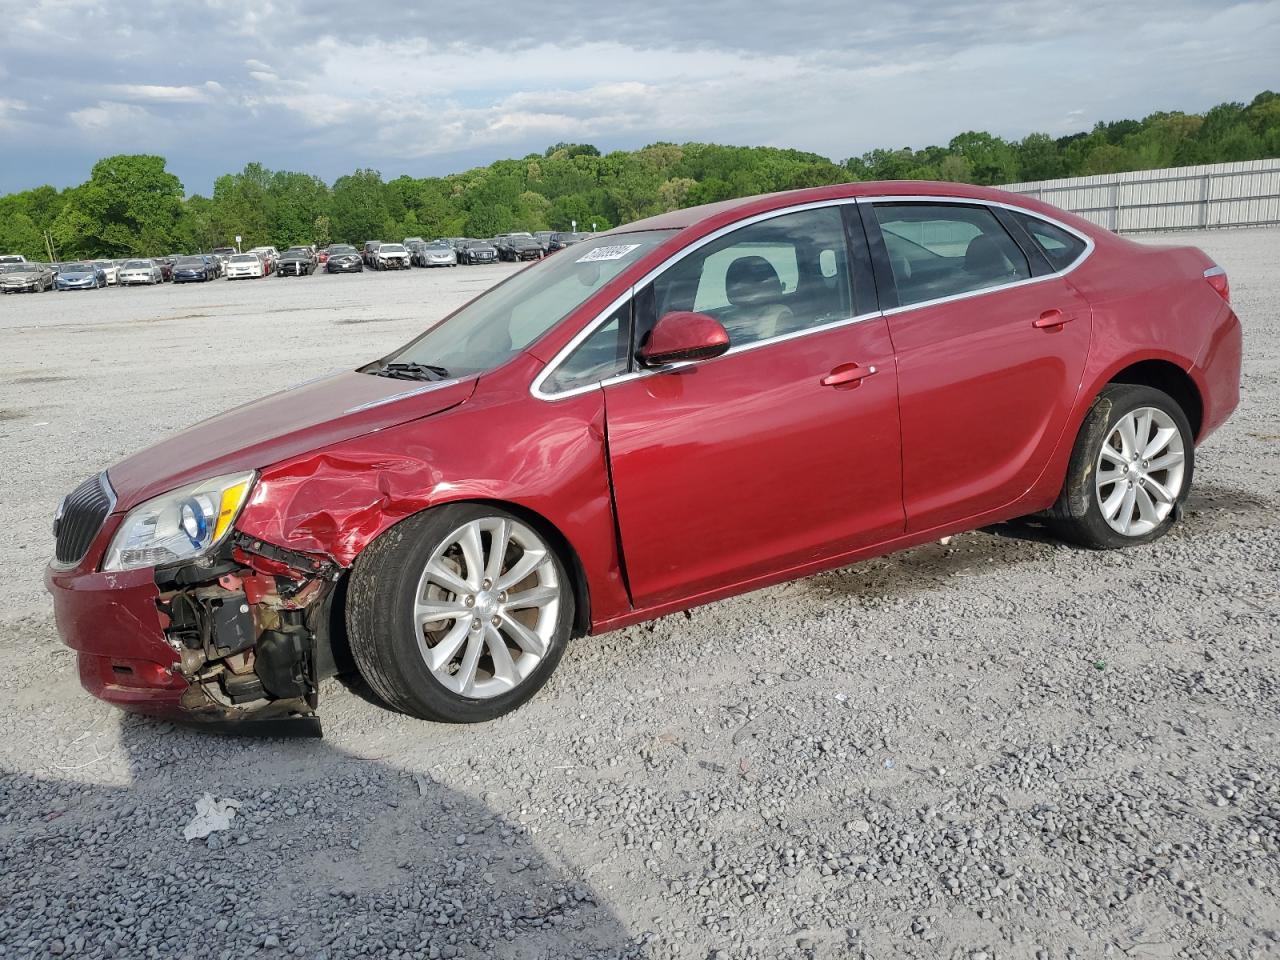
(102, 471), (255, 572)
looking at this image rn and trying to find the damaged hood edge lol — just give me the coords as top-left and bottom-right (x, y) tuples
(107, 372), (478, 513)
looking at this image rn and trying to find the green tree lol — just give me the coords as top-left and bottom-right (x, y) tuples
(313, 214), (332, 249)
(1016, 133), (1064, 181)
(946, 132), (1018, 185)
(330, 169), (390, 243)
(51, 155), (184, 258)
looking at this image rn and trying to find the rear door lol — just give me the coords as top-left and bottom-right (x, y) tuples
(865, 200), (1092, 532)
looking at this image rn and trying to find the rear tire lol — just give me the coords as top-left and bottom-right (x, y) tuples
(346, 504), (574, 722)
(1047, 384), (1194, 549)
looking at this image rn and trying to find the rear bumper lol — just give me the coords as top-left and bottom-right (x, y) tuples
(1195, 305), (1243, 442)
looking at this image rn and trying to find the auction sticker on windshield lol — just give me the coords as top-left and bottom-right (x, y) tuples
(577, 244), (641, 263)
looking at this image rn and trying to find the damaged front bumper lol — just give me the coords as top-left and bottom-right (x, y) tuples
(46, 528), (344, 732)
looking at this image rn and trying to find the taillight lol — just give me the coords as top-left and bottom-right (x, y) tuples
(1204, 265), (1230, 303)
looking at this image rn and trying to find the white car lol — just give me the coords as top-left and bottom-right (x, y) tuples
(117, 259), (164, 286)
(375, 243), (412, 270)
(224, 253), (266, 280)
(91, 260), (120, 285)
(0, 254), (27, 264)
(248, 247), (279, 273)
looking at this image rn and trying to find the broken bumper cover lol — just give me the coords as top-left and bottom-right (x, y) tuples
(46, 560), (189, 716)
(45, 528), (334, 728)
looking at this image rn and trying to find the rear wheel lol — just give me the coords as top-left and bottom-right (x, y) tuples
(1048, 384), (1194, 549)
(346, 505), (574, 722)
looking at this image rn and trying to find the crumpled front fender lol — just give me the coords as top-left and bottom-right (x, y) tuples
(232, 359), (632, 626)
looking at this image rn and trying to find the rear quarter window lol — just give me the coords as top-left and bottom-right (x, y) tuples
(1013, 212), (1088, 271)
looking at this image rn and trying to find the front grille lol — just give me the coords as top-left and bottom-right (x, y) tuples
(54, 472), (115, 566)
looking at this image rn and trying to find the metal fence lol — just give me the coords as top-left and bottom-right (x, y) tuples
(1000, 159), (1280, 233)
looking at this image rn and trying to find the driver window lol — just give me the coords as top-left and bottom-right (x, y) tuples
(646, 206), (852, 349)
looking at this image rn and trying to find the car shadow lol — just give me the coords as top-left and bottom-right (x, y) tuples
(804, 526), (1053, 603)
(1181, 479), (1276, 517)
(0, 713), (643, 959)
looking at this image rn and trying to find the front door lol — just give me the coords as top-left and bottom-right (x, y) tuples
(603, 205), (905, 609)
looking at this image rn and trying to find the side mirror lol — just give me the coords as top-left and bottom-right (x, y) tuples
(637, 311), (731, 367)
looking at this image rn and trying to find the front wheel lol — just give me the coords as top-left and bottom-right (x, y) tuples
(1047, 384), (1194, 549)
(346, 505), (574, 722)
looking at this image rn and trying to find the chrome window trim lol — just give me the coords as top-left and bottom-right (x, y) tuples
(530, 193), (1096, 402)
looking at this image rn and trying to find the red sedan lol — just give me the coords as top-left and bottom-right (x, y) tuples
(46, 181), (1242, 727)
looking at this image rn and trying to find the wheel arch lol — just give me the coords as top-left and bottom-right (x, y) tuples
(1105, 358), (1204, 440)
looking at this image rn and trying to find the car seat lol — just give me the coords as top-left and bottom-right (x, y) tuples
(720, 255), (792, 343)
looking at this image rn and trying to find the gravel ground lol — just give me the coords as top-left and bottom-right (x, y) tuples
(0, 230), (1277, 960)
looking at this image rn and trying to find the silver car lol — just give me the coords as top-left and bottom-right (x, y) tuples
(117, 259), (164, 286)
(0, 261), (55, 293)
(416, 241), (458, 267)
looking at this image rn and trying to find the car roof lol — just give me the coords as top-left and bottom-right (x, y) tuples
(613, 180), (1102, 239)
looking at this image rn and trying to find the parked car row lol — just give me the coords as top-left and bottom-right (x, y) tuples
(0, 233), (595, 295)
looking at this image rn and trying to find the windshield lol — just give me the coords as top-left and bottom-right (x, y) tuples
(230, 254), (258, 263)
(177, 257), (204, 266)
(0, 263), (29, 274)
(329, 245), (356, 254)
(380, 244), (406, 253)
(123, 260), (150, 269)
(384, 230), (674, 378)
(64, 262), (92, 272)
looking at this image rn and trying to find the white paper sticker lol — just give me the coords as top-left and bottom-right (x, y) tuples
(576, 244), (641, 263)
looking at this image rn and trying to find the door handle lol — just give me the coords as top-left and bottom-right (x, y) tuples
(821, 363), (877, 387)
(1032, 309), (1072, 329)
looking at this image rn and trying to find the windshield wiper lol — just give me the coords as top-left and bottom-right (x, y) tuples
(371, 361), (451, 382)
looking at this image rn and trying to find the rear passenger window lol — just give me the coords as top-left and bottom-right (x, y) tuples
(874, 203), (1030, 307)
(1013, 212), (1088, 271)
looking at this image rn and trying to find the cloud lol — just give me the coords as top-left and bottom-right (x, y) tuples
(0, 0), (1277, 194)
(106, 83), (220, 103)
(68, 101), (153, 133)
(0, 97), (28, 126)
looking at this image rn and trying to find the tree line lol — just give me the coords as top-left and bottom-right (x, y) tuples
(2, 91), (1276, 261)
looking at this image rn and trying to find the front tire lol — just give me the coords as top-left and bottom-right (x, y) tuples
(346, 504), (574, 722)
(1047, 384), (1194, 549)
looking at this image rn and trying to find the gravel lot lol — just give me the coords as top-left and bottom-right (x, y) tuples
(1, 230), (1277, 960)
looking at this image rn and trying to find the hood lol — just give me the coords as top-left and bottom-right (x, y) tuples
(107, 372), (477, 512)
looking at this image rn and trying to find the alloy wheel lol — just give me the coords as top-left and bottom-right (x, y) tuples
(413, 517), (561, 698)
(1095, 406), (1186, 536)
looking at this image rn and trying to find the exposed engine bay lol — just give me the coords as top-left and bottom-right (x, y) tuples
(153, 531), (345, 732)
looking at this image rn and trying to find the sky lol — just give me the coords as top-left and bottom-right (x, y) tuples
(0, 0), (1277, 196)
